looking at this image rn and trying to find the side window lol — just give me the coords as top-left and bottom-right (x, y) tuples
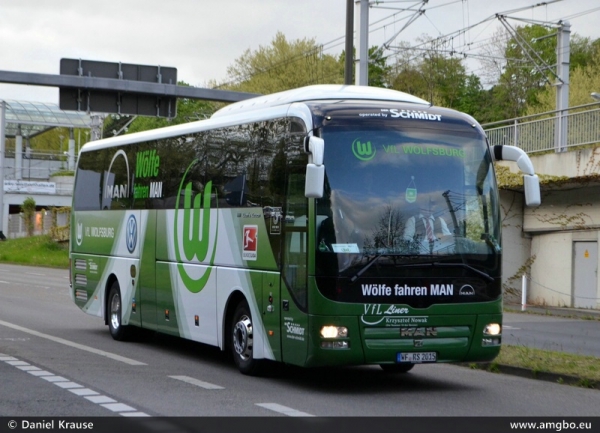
(73, 151), (105, 211)
(99, 147), (133, 210)
(75, 146), (135, 211)
(282, 119), (309, 310)
(282, 170), (308, 310)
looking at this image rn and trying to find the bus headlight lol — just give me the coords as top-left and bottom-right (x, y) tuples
(320, 326), (348, 339)
(483, 323), (501, 336)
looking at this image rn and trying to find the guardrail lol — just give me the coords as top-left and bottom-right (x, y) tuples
(483, 103), (600, 154)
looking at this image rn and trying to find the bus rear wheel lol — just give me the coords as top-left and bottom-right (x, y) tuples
(379, 363), (415, 373)
(108, 281), (130, 341)
(231, 300), (264, 375)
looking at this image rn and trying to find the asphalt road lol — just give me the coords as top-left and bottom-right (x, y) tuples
(1, 263), (599, 422)
(503, 311), (600, 357)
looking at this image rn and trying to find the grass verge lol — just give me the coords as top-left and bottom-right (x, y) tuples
(471, 345), (599, 388)
(0, 235), (69, 268)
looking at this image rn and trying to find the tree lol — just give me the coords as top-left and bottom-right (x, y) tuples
(454, 75), (498, 124)
(339, 46), (392, 88)
(220, 31), (344, 94)
(526, 41), (600, 114)
(21, 197), (36, 237)
(479, 25), (599, 119)
(388, 38), (470, 108)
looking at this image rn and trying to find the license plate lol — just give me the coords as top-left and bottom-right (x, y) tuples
(397, 352), (437, 363)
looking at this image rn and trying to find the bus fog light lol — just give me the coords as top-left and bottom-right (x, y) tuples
(320, 326), (348, 338)
(482, 337), (501, 346)
(483, 323), (501, 336)
(321, 341), (349, 349)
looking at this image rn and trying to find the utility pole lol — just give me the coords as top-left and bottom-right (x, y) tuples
(345, 0), (354, 85)
(355, 0), (369, 86)
(555, 20), (570, 153)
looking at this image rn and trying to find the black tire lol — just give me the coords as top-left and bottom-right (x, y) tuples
(231, 300), (264, 375)
(379, 363), (415, 373)
(107, 281), (129, 341)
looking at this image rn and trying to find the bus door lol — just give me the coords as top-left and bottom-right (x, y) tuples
(279, 171), (309, 366)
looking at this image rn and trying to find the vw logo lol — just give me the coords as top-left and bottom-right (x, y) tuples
(126, 215), (137, 253)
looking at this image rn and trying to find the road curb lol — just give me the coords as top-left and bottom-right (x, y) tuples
(504, 305), (600, 320)
(458, 362), (597, 389)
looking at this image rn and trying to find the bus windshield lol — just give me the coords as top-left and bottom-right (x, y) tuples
(315, 118), (500, 279)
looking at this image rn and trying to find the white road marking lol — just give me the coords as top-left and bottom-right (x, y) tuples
(6, 360), (30, 366)
(256, 403), (314, 417)
(169, 375), (225, 390)
(41, 376), (69, 382)
(17, 365), (41, 371)
(69, 388), (99, 397)
(503, 326), (521, 330)
(101, 403), (137, 412)
(0, 319), (146, 366)
(2, 354), (149, 416)
(85, 395), (117, 404)
(54, 381), (84, 389)
(28, 370), (54, 377)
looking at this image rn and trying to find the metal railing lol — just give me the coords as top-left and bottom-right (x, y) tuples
(483, 103), (600, 154)
(2, 149), (77, 181)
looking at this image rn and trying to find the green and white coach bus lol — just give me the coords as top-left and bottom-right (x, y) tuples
(70, 85), (541, 375)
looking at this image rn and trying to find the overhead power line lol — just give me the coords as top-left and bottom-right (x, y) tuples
(214, 0), (598, 90)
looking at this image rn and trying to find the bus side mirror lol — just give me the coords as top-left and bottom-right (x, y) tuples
(493, 145), (541, 207)
(307, 136), (324, 166)
(305, 164), (324, 198)
(524, 175), (541, 207)
(305, 136), (325, 198)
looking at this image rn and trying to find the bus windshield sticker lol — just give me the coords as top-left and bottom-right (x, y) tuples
(331, 243), (360, 253)
(360, 283), (454, 297)
(351, 139), (376, 161)
(405, 176), (417, 203)
(389, 109), (442, 121)
(402, 145), (465, 158)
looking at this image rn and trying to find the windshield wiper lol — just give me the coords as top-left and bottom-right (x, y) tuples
(350, 254), (383, 282)
(349, 254), (437, 282)
(431, 262), (494, 282)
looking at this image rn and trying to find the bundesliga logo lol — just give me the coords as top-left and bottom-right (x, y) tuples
(242, 225), (258, 261)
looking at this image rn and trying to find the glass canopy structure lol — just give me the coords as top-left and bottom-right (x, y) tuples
(0, 100), (95, 239)
(2, 99), (93, 138)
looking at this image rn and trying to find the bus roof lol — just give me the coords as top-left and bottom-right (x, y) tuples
(79, 85), (431, 154)
(212, 85), (430, 118)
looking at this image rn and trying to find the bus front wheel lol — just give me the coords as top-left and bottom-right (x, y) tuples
(231, 300), (264, 375)
(108, 281), (129, 341)
(379, 363), (415, 373)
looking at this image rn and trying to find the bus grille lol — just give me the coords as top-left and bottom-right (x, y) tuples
(74, 274), (87, 286)
(362, 325), (471, 362)
(75, 289), (88, 301)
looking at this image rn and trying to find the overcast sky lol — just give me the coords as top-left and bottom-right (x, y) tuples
(1, 0), (599, 104)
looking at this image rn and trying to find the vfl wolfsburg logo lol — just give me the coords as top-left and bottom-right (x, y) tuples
(352, 139), (376, 161)
(76, 221), (83, 246)
(174, 161), (218, 293)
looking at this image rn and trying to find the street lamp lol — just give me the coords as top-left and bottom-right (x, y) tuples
(591, 92), (600, 102)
